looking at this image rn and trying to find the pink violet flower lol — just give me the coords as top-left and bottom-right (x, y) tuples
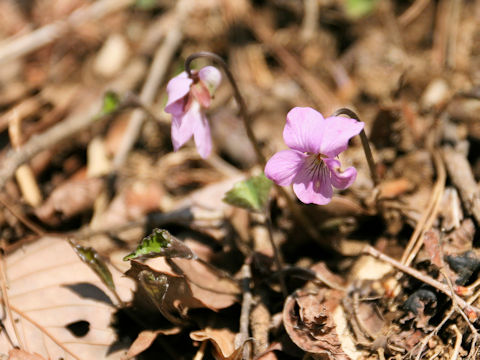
(165, 66), (221, 158)
(264, 107), (364, 205)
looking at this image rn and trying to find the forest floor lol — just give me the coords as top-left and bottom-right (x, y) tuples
(1, 0), (480, 359)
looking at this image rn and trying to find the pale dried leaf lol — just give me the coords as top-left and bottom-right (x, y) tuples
(0, 237), (134, 359)
(125, 328), (180, 359)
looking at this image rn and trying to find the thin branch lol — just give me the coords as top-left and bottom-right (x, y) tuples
(237, 263), (253, 360)
(363, 245), (480, 316)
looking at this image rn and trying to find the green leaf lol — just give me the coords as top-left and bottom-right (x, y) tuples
(101, 91), (121, 116)
(223, 173), (273, 212)
(345, 0), (379, 18)
(70, 241), (115, 293)
(135, 0), (158, 10)
(123, 229), (196, 261)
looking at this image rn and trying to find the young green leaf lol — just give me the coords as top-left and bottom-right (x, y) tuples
(70, 241), (115, 294)
(345, 0), (379, 18)
(223, 173), (273, 212)
(100, 91), (121, 116)
(123, 228), (197, 261)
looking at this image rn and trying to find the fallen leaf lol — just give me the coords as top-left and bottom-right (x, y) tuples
(0, 237), (134, 359)
(125, 328), (180, 359)
(423, 229), (444, 268)
(283, 289), (351, 359)
(223, 173), (272, 212)
(35, 177), (104, 226)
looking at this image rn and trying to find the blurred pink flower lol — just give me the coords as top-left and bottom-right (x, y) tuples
(165, 66), (221, 158)
(265, 107), (364, 205)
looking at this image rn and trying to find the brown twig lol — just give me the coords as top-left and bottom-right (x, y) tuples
(442, 146), (480, 225)
(401, 150), (445, 266)
(0, 254), (23, 350)
(398, 0), (431, 26)
(237, 262), (253, 360)
(363, 245), (480, 316)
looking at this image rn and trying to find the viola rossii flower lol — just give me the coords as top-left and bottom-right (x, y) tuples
(165, 66), (221, 158)
(265, 107), (364, 205)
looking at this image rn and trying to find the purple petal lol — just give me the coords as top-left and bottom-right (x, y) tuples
(165, 72), (193, 116)
(265, 149), (307, 186)
(171, 102), (202, 151)
(193, 112), (212, 158)
(283, 107), (325, 153)
(319, 116), (364, 157)
(324, 158), (357, 190)
(292, 163), (333, 205)
(198, 66), (222, 95)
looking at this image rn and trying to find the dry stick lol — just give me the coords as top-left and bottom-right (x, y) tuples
(9, 304), (80, 360)
(450, 325), (462, 360)
(113, 0), (191, 169)
(398, 0), (431, 26)
(237, 263), (253, 360)
(0, 0), (135, 65)
(401, 150), (445, 266)
(363, 245), (480, 316)
(442, 146), (480, 225)
(0, 254), (23, 350)
(0, 196), (45, 236)
(332, 108), (378, 187)
(301, 0), (319, 41)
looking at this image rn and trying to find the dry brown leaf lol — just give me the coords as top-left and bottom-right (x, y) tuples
(190, 327), (238, 359)
(125, 328), (180, 359)
(35, 177), (104, 225)
(0, 237), (134, 359)
(8, 349), (46, 360)
(423, 229), (444, 268)
(127, 256), (239, 315)
(283, 289), (351, 359)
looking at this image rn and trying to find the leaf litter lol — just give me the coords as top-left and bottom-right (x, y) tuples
(0, 0), (480, 359)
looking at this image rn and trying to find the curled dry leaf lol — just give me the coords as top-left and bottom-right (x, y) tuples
(0, 237), (134, 359)
(126, 257), (239, 322)
(35, 177), (104, 225)
(190, 325), (246, 360)
(283, 289), (351, 359)
(125, 328), (181, 359)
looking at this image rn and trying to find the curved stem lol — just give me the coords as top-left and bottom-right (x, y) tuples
(332, 108), (379, 186)
(185, 52), (266, 166)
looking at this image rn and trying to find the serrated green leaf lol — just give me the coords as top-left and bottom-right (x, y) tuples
(123, 228), (196, 261)
(70, 242), (115, 293)
(345, 0), (379, 18)
(223, 173), (273, 212)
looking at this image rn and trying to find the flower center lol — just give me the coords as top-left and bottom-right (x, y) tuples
(305, 153), (329, 185)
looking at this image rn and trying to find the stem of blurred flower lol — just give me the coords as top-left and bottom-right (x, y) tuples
(332, 108), (379, 186)
(185, 52), (266, 166)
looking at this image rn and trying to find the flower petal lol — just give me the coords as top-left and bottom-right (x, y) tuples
(283, 107), (326, 153)
(198, 66), (222, 95)
(319, 116), (364, 157)
(265, 149), (307, 186)
(292, 163), (333, 205)
(293, 158), (333, 205)
(324, 158), (357, 190)
(171, 102), (202, 151)
(165, 72), (192, 116)
(193, 113), (212, 158)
